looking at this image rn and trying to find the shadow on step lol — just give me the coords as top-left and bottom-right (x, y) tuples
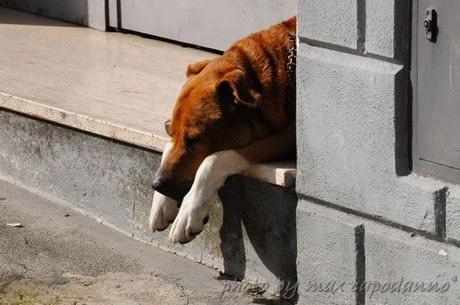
(0, 2), (88, 27)
(218, 175), (299, 303)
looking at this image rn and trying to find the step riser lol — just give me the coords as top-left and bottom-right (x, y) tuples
(0, 109), (297, 291)
(1, 109), (160, 234)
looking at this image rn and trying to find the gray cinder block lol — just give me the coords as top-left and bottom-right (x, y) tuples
(446, 185), (460, 242)
(366, 0), (411, 60)
(299, 0), (359, 49)
(297, 199), (362, 305)
(296, 43), (445, 233)
(366, 223), (460, 305)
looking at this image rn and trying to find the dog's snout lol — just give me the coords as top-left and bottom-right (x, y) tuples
(152, 174), (165, 191)
(152, 173), (188, 202)
(152, 174), (171, 196)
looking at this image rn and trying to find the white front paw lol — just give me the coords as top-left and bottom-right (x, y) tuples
(168, 194), (209, 244)
(149, 192), (178, 232)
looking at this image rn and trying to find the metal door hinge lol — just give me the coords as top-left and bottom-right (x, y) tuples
(424, 8), (438, 42)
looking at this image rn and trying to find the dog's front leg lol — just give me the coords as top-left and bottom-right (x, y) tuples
(149, 142), (179, 232)
(168, 150), (250, 244)
(168, 123), (295, 244)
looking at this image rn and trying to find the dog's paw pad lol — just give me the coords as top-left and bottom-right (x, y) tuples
(169, 203), (209, 244)
(149, 193), (178, 232)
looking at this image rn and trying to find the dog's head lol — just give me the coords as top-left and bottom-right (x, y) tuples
(152, 58), (264, 201)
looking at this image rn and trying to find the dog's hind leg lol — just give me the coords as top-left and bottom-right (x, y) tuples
(168, 122), (295, 244)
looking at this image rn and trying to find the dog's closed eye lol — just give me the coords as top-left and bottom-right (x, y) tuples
(164, 119), (172, 137)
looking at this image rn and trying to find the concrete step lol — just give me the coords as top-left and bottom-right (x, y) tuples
(0, 7), (298, 296)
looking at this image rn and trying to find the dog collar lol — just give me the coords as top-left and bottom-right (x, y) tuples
(286, 34), (297, 118)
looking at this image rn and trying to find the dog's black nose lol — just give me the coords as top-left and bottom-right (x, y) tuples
(152, 175), (165, 192)
(152, 175), (170, 197)
(152, 174), (187, 202)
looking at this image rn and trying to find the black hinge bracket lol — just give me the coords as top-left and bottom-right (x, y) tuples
(424, 8), (438, 42)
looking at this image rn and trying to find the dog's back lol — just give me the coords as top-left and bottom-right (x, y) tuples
(224, 16), (297, 131)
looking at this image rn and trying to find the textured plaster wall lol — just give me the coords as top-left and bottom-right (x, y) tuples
(299, 0), (359, 49)
(297, 199), (460, 305)
(296, 44), (444, 233)
(297, 0), (460, 304)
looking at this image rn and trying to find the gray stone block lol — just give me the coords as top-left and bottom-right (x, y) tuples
(366, 0), (395, 57)
(446, 185), (460, 242)
(366, 0), (411, 60)
(297, 199), (362, 305)
(366, 223), (460, 305)
(299, 0), (359, 49)
(296, 43), (446, 233)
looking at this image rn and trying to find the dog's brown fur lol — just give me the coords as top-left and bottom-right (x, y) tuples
(153, 17), (296, 201)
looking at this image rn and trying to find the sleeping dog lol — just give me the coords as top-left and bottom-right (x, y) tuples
(150, 17), (297, 244)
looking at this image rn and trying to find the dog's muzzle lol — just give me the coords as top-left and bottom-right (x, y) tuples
(152, 174), (189, 202)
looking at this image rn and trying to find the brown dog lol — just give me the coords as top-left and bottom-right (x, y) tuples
(150, 16), (296, 244)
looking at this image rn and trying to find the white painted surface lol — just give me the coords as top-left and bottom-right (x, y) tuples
(120, 0), (297, 50)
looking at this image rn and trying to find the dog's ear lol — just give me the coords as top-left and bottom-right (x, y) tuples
(216, 69), (263, 109)
(186, 59), (212, 78)
(164, 119), (172, 137)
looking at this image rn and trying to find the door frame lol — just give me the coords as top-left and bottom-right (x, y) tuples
(411, 0), (460, 184)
